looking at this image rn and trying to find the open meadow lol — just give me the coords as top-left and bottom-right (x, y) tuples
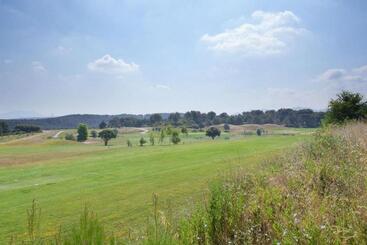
(0, 126), (312, 240)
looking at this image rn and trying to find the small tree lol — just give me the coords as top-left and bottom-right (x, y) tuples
(181, 127), (188, 136)
(324, 91), (367, 124)
(77, 124), (88, 142)
(149, 132), (155, 146)
(127, 139), (133, 147)
(99, 121), (107, 129)
(98, 129), (117, 146)
(206, 127), (221, 139)
(139, 137), (147, 146)
(256, 128), (263, 136)
(159, 130), (166, 144)
(171, 131), (181, 144)
(223, 124), (230, 132)
(91, 130), (98, 138)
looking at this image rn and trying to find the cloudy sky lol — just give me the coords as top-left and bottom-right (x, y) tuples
(1, 0), (367, 117)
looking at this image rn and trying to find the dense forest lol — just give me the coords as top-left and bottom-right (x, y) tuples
(1, 109), (324, 130)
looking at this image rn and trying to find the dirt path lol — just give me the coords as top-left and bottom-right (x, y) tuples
(53, 131), (64, 139)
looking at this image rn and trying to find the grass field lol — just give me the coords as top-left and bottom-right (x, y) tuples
(0, 126), (312, 240)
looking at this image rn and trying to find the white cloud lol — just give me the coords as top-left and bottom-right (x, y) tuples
(56, 45), (72, 55)
(318, 65), (367, 83)
(154, 84), (171, 90)
(200, 10), (307, 56)
(87, 54), (139, 75)
(31, 61), (46, 72)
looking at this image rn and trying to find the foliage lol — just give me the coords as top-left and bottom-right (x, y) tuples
(14, 125), (41, 133)
(150, 113), (163, 125)
(98, 129), (117, 146)
(256, 128), (264, 136)
(139, 137), (147, 146)
(77, 124), (88, 142)
(99, 121), (107, 129)
(206, 127), (221, 139)
(64, 133), (75, 141)
(0, 121), (9, 136)
(90, 130), (98, 138)
(159, 130), (166, 144)
(324, 91), (367, 124)
(149, 132), (155, 146)
(223, 123), (230, 132)
(171, 131), (181, 144)
(181, 127), (188, 136)
(127, 139), (133, 147)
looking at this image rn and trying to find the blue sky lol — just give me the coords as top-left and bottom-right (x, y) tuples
(1, 0), (367, 117)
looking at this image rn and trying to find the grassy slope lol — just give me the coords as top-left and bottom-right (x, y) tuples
(0, 133), (309, 240)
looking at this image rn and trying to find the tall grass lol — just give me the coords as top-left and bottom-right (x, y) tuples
(9, 122), (367, 244)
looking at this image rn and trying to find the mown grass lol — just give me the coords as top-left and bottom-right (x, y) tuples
(0, 130), (308, 242)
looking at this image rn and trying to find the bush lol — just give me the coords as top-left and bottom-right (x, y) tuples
(64, 133), (75, 141)
(171, 131), (181, 144)
(127, 139), (133, 147)
(91, 130), (98, 138)
(139, 137), (147, 146)
(223, 123), (230, 132)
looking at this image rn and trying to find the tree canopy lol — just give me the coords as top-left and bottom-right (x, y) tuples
(324, 91), (367, 124)
(206, 127), (221, 139)
(98, 129), (117, 146)
(77, 124), (88, 142)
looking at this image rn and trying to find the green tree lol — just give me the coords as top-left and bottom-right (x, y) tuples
(324, 91), (367, 124)
(77, 124), (88, 142)
(159, 130), (166, 144)
(0, 121), (9, 136)
(181, 127), (188, 136)
(206, 127), (221, 139)
(91, 130), (98, 138)
(171, 131), (181, 144)
(139, 137), (147, 146)
(99, 121), (107, 129)
(98, 129), (117, 146)
(149, 132), (155, 146)
(150, 113), (162, 126)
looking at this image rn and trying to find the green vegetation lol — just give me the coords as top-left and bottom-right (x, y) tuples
(0, 127), (308, 241)
(77, 123), (88, 142)
(206, 127), (221, 139)
(324, 91), (367, 124)
(0, 121), (9, 136)
(98, 129), (117, 146)
(170, 131), (180, 144)
(14, 125), (41, 133)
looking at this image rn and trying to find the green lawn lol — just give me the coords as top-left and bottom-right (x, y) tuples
(0, 131), (310, 240)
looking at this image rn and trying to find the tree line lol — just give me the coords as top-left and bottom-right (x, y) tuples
(107, 109), (325, 129)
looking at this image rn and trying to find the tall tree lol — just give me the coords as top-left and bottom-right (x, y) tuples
(77, 124), (88, 142)
(150, 113), (163, 125)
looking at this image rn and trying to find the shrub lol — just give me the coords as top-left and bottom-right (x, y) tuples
(171, 131), (181, 144)
(139, 137), (147, 146)
(65, 133), (75, 141)
(127, 139), (133, 147)
(91, 130), (98, 138)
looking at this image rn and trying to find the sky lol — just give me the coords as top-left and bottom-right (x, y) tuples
(1, 0), (367, 117)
